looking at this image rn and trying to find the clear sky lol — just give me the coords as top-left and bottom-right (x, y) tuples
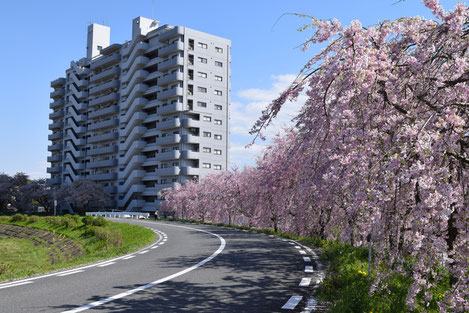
(0, 0), (462, 178)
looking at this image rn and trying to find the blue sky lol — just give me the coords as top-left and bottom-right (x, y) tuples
(0, 0), (461, 178)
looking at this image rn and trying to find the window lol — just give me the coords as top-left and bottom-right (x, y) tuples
(188, 39), (194, 50)
(203, 147), (211, 153)
(197, 101), (207, 108)
(214, 104), (222, 110)
(214, 149), (222, 155)
(197, 86), (207, 93)
(198, 42), (208, 49)
(161, 179), (167, 184)
(214, 90), (222, 96)
(214, 134), (222, 140)
(214, 119), (222, 125)
(202, 163), (211, 169)
(172, 178), (178, 182)
(214, 164), (222, 170)
(198, 57), (207, 64)
(198, 72), (207, 78)
(215, 75), (223, 81)
(215, 61), (223, 67)
(215, 47), (223, 53)
(203, 131), (211, 137)
(203, 116), (212, 122)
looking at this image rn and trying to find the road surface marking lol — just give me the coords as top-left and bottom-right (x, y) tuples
(301, 298), (317, 313)
(282, 296), (303, 309)
(151, 246), (158, 249)
(303, 257), (311, 262)
(139, 250), (149, 254)
(0, 281), (33, 290)
(58, 270), (84, 276)
(299, 278), (311, 287)
(305, 266), (314, 273)
(97, 262), (115, 267)
(159, 242), (165, 245)
(122, 255), (135, 260)
(294, 246), (301, 249)
(62, 224), (226, 313)
(299, 250), (306, 255)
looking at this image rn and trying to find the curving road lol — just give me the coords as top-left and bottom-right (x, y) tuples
(0, 219), (325, 312)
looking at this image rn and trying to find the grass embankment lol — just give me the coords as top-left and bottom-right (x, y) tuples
(0, 214), (156, 281)
(159, 218), (450, 313)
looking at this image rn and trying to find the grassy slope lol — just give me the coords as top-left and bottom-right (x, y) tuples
(0, 215), (156, 281)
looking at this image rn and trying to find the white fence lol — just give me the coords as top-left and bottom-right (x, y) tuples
(86, 212), (150, 219)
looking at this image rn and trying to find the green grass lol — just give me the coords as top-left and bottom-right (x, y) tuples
(0, 214), (156, 281)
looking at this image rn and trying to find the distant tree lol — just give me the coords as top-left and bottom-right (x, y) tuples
(0, 173), (12, 212)
(19, 179), (54, 213)
(57, 179), (110, 214)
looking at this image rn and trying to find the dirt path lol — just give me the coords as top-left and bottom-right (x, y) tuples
(0, 224), (84, 264)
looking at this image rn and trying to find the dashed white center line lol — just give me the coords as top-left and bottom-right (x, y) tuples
(294, 245), (301, 249)
(122, 255), (135, 260)
(299, 250), (307, 255)
(58, 270), (84, 276)
(299, 277), (312, 287)
(0, 281), (34, 289)
(151, 246), (158, 249)
(282, 295), (303, 310)
(159, 242), (165, 245)
(305, 266), (314, 273)
(289, 242), (295, 245)
(301, 298), (317, 313)
(97, 262), (116, 267)
(139, 250), (149, 254)
(303, 257), (311, 262)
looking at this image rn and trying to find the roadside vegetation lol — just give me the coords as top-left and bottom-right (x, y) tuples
(0, 214), (156, 281)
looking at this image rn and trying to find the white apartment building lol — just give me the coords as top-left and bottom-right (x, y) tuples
(47, 17), (230, 212)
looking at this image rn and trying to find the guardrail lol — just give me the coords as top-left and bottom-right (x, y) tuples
(86, 212), (150, 219)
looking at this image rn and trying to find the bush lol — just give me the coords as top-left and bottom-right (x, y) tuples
(61, 217), (78, 229)
(26, 215), (39, 224)
(0, 262), (12, 275)
(93, 227), (123, 248)
(0, 216), (9, 222)
(9, 214), (26, 222)
(82, 215), (94, 226)
(52, 217), (63, 226)
(44, 216), (53, 223)
(93, 216), (107, 226)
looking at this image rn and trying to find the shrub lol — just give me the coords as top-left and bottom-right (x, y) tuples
(27, 215), (40, 224)
(61, 217), (78, 229)
(92, 216), (107, 227)
(52, 217), (63, 226)
(0, 216), (9, 222)
(9, 214), (26, 222)
(44, 216), (53, 223)
(82, 215), (94, 226)
(0, 262), (12, 275)
(93, 227), (123, 247)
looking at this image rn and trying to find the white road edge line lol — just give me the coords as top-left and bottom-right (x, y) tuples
(97, 262), (116, 267)
(58, 270), (85, 277)
(61, 224), (226, 313)
(139, 250), (149, 254)
(0, 281), (34, 290)
(122, 255), (135, 260)
(281, 295), (303, 310)
(299, 250), (307, 255)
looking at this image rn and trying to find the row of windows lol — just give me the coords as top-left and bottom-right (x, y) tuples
(202, 116), (222, 125)
(196, 86), (223, 96)
(202, 163), (222, 170)
(202, 147), (222, 155)
(202, 132), (223, 140)
(196, 71), (223, 81)
(194, 40), (224, 53)
(196, 57), (223, 67)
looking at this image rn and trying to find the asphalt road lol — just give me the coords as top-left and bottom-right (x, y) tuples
(0, 219), (324, 313)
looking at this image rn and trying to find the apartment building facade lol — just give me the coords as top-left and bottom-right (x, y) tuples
(47, 17), (230, 212)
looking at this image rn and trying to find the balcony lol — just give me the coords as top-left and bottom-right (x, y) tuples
(89, 79), (119, 96)
(158, 56), (184, 72)
(48, 143), (63, 151)
(156, 166), (180, 176)
(158, 87), (183, 101)
(88, 105), (119, 119)
(47, 177), (61, 185)
(88, 132), (118, 144)
(91, 53), (121, 70)
(156, 118), (180, 130)
(49, 110), (64, 120)
(50, 99), (65, 109)
(90, 67), (120, 84)
(158, 71), (184, 86)
(104, 186), (117, 194)
(159, 41), (184, 57)
(88, 159), (118, 169)
(158, 134), (180, 145)
(181, 134), (200, 143)
(88, 173), (117, 181)
(155, 150), (181, 161)
(47, 155), (62, 162)
(88, 119), (119, 131)
(181, 150), (199, 159)
(158, 26), (184, 42)
(51, 77), (66, 88)
(50, 88), (65, 99)
(89, 92), (119, 107)
(49, 121), (64, 130)
(48, 132), (63, 141)
(47, 166), (62, 174)
(181, 166), (200, 176)
(88, 145), (118, 156)
(181, 118), (201, 128)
